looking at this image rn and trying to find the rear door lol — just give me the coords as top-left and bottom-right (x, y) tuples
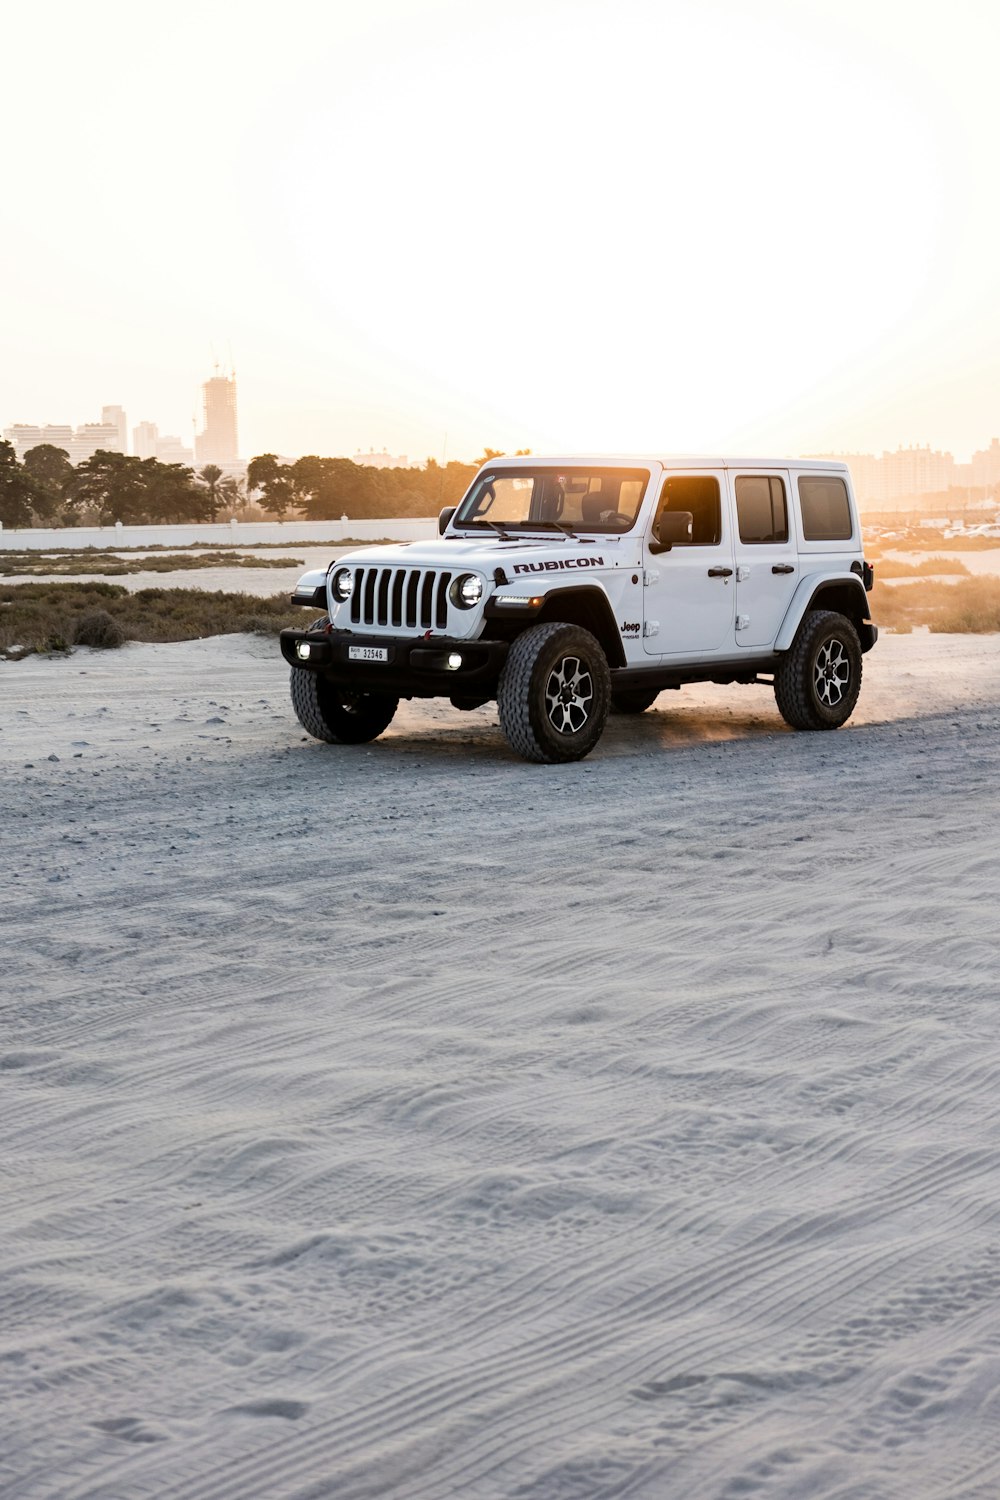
(730, 469), (798, 648)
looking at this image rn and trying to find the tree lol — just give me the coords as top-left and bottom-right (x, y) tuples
(139, 460), (212, 523)
(69, 451), (207, 524)
(70, 450), (147, 524)
(247, 453), (297, 517)
(198, 464), (224, 518)
(291, 456), (383, 520)
(0, 440), (40, 528)
(22, 444), (75, 521)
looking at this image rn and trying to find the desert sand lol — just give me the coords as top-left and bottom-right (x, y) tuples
(2, 632), (1000, 1499)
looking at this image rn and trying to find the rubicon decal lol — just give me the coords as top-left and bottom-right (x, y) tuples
(512, 556), (605, 574)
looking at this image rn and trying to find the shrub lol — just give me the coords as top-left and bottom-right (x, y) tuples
(73, 610), (128, 648)
(0, 582), (304, 656)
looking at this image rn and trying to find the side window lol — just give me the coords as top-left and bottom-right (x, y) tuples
(657, 475), (721, 546)
(798, 475), (853, 541)
(736, 475), (788, 544)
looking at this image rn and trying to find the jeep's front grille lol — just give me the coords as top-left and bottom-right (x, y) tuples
(349, 567), (453, 631)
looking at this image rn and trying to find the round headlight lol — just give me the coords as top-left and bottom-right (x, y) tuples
(331, 568), (354, 601)
(452, 573), (483, 609)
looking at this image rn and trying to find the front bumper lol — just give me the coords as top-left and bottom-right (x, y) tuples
(279, 627), (509, 698)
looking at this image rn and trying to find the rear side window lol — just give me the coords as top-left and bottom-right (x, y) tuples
(798, 475), (853, 541)
(658, 475), (721, 545)
(735, 475), (788, 543)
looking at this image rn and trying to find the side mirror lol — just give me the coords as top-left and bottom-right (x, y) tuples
(438, 506), (456, 535)
(648, 510), (693, 554)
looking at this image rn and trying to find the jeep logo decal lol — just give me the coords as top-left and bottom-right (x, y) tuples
(512, 556), (605, 574)
(620, 620), (640, 635)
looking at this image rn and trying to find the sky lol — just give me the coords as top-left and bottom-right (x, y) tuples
(1, 0), (999, 464)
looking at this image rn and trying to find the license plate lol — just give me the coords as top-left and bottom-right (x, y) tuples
(348, 646), (389, 662)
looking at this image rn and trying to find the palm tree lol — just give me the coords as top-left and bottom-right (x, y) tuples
(198, 464), (224, 517)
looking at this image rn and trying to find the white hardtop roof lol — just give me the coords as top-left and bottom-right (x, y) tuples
(479, 454), (849, 472)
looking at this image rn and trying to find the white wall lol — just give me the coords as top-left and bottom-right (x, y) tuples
(0, 518), (437, 551)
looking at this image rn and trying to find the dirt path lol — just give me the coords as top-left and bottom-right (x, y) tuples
(2, 634), (1000, 1499)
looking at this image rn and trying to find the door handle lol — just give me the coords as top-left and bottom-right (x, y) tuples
(772, 564), (795, 574)
(707, 566), (733, 578)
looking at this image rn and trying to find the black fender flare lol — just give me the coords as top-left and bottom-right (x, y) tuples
(776, 575), (877, 653)
(532, 585), (628, 667)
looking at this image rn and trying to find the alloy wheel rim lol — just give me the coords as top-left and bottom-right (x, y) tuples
(544, 655), (594, 734)
(814, 638), (850, 707)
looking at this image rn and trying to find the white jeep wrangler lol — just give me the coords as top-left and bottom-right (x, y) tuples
(280, 455), (876, 763)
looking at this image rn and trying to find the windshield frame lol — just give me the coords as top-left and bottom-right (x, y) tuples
(452, 465), (653, 537)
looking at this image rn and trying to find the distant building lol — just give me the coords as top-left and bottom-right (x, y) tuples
(156, 435), (195, 467)
(76, 423), (125, 461)
(353, 448), (415, 469)
(195, 369), (239, 467)
(814, 452), (885, 505)
(4, 423), (74, 459)
(971, 438), (1000, 491)
(811, 444), (960, 510)
(101, 405), (129, 454)
(133, 420), (159, 460)
(3, 414), (125, 464)
(881, 444), (954, 500)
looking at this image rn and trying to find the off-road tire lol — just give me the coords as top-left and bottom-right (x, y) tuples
(290, 618), (398, 744)
(497, 622), (611, 764)
(774, 609), (862, 731)
(611, 688), (660, 714)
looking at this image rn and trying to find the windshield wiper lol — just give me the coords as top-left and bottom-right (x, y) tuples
(507, 520), (578, 540)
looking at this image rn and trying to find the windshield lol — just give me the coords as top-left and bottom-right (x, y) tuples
(454, 466), (650, 534)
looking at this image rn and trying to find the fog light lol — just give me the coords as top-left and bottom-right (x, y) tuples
(447, 652), (463, 670)
(296, 641), (312, 660)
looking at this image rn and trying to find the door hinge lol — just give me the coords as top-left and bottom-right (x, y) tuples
(644, 619), (660, 638)
(736, 614), (750, 632)
(643, 569), (659, 587)
(736, 565), (750, 582)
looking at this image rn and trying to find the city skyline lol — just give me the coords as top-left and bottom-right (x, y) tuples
(1, 1), (999, 470)
(6, 388), (1000, 512)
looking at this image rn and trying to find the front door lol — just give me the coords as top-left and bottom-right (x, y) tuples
(730, 470), (798, 648)
(643, 471), (735, 656)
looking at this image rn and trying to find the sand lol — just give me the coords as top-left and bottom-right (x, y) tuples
(2, 632), (1000, 1499)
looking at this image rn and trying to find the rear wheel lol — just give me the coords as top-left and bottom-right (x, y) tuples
(774, 609), (862, 730)
(611, 688), (659, 714)
(497, 622), (611, 763)
(290, 617), (398, 744)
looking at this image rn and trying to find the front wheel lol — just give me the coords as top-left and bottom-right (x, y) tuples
(291, 670), (398, 744)
(290, 621), (398, 744)
(774, 609), (862, 730)
(497, 622), (611, 763)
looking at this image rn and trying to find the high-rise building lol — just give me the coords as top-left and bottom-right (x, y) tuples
(101, 405), (128, 454)
(195, 369), (239, 466)
(133, 421), (159, 460)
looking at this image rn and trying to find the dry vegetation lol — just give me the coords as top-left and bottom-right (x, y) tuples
(0, 550), (303, 577)
(4, 572), (1000, 661)
(870, 576), (1000, 633)
(0, 583), (305, 657)
(872, 556), (970, 579)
